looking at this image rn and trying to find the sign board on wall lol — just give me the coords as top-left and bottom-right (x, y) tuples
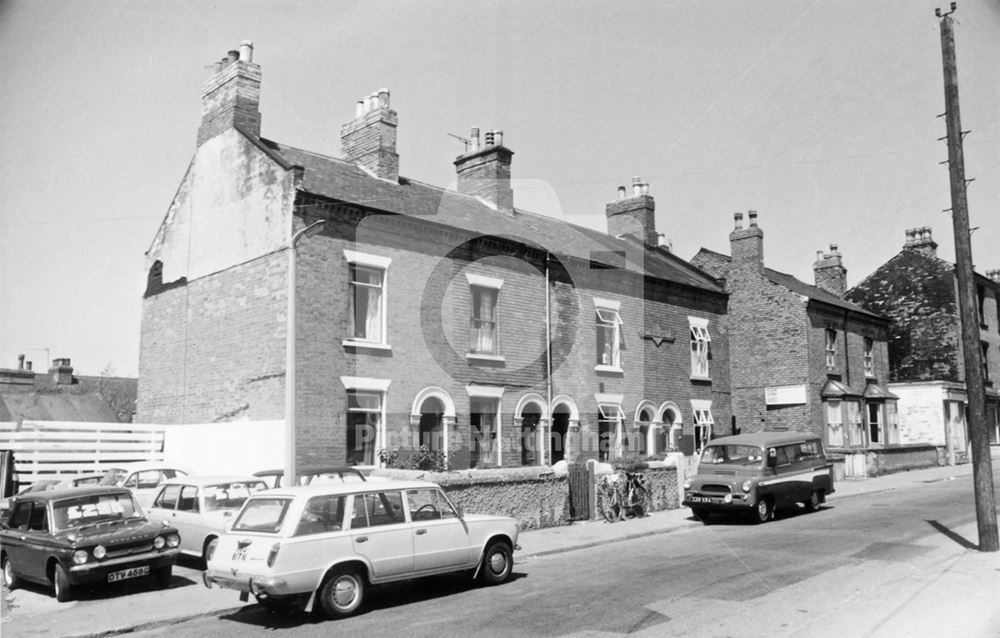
(764, 384), (807, 406)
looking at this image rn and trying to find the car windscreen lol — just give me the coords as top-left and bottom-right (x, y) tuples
(203, 481), (268, 511)
(52, 492), (143, 531)
(231, 496), (292, 533)
(700, 444), (765, 466)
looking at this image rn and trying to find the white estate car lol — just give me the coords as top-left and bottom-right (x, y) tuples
(203, 479), (519, 618)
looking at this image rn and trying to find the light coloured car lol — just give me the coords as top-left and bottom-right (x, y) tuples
(0, 473), (108, 523)
(146, 476), (268, 564)
(98, 462), (188, 510)
(252, 466), (368, 490)
(203, 479), (519, 618)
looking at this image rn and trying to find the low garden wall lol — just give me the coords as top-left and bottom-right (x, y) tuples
(867, 444), (942, 476)
(371, 466), (569, 530)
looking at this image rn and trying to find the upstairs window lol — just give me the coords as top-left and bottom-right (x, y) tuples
(863, 337), (874, 377)
(470, 286), (498, 355)
(595, 300), (624, 370)
(344, 251), (391, 348)
(689, 317), (711, 379)
(983, 342), (990, 383)
(825, 328), (838, 370)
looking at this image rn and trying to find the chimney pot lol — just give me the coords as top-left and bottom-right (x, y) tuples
(484, 131), (495, 146)
(378, 88), (390, 109)
(617, 186), (627, 199)
(817, 250), (824, 260)
(355, 100), (364, 118)
(830, 243), (838, 254)
(238, 41), (254, 63)
(470, 127), (480, 152)
(26, 361), (32, 371)
(734, 212), (744, 230)
(494, 130), (503, 147)
(748, 210), (758, 227)
(227, 50), (239, 63)
(17, 354), (24, 370)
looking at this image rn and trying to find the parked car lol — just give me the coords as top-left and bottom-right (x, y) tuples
(146, 475), (268, 564)
(203, 479), (519, 618)
(0, 473), (111, 524)
(682, 431), (835, 523)
(99, 462), (188, 510)
(252, 466), (368, 490)
(0, 486), (181, 602)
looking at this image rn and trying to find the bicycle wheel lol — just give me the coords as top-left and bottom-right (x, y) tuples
(599, 488), (620, 522)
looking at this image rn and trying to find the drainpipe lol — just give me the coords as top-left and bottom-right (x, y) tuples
(545, 252), (553, 466)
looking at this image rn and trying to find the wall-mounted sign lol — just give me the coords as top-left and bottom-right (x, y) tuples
(765, 384), (807, 406)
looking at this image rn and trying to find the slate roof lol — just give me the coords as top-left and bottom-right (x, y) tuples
(254, 135), (725, 296)
(0, 371), (135, 423)
(692, 247), (885, 322)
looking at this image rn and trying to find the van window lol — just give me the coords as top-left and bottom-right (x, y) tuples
(799, 440), (823, 459)
(774, 447), (791, 466)
(701, 445), (764, 466)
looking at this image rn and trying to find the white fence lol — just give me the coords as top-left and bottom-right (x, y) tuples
(0, 421), (165, 485)
(0, 420), (285, 487)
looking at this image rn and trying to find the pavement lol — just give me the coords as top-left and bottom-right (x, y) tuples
(3, 452), (1000, 638)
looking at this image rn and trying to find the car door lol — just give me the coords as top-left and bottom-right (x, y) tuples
(348, 490), (413, 580)
(5, 501), (52, 583)
(406, 488), (473, 572)
(3, 501), (37, 581)
(173, 485), (206, 555)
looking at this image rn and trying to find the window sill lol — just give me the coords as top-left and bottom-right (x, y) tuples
(594, 364), (624, 374)
(690, 375), (712, 382)
(466, 353), (505, 364)
(342, 340), (392, 352)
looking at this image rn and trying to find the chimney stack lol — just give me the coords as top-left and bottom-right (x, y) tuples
(454, 127), (514, 213)
(49, 358), (73, 385)
(341, 88), (399, 182)
(605, 176), (657, 246)
(730, 210), (764, 274)
(903, 226), (938, 258)
(197, 40), (262, 146)
(813, 243), (848, 298)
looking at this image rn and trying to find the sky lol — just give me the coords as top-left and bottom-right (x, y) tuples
(1, 0), (999, 378)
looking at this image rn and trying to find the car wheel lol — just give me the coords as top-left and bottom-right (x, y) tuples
(2, 553), (20, 590)
(804, 490), (823, 513)
(752, 497), (773, 524)
(479, 540), (513, 586)
(318, 567), (364, 618)
(153, 565), (172, 588)
(53, 563), (73, 602)
(691, 508), (710, 524)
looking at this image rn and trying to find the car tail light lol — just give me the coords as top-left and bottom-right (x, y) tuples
(266, 543), (281, 568)
(72, 550), (88, 565)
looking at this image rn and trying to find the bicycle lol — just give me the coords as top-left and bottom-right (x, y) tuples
(597, 471), (649, 522)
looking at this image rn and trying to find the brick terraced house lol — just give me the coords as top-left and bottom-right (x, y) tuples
(137, 42), (731, 471)
(846, 227), (1000, 458)
(692, 213), (899, 477)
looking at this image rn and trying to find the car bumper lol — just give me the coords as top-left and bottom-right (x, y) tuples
(682, 493), (753, 511)
(67, 548), (179, 585)
(203, 569), (292, 598)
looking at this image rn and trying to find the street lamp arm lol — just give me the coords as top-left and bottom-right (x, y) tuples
(291, 219), (326, 247)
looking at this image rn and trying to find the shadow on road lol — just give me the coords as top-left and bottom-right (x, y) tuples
(216, 571), (528, 629)
(925, 519), (978, 550)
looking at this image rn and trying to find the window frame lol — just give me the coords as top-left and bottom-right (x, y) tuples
(825, 328), (838, 370)
(469, 285), (500, 355)
(689, 317), (712, 380)
(826, 399), (844, 447)
(863, 336), (874, 378)
(594, 300), (624, 372)
(346, 389), (383, 466)
(343, 250), (392, 350)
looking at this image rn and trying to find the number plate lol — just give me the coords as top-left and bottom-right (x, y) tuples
(689, 496), (717, 503)
(232, 548), (248, 561)
(108, 565), (149, 583)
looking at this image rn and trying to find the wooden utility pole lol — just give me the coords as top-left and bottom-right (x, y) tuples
(937, 3), (999, 552)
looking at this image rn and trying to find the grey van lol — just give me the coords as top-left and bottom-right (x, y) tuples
(682, 432), (835, 524)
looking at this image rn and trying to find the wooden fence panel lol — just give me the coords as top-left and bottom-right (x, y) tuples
(567, 460), (595, 521)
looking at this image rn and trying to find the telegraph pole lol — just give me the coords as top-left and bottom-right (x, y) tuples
(936, 2), (998, 552)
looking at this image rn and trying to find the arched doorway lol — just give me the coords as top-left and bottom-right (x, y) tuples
(550, 408), (569, 464)
(419, 396), (444, 452)
(521, 403), (542, 465)
(658, 402), (682, 453)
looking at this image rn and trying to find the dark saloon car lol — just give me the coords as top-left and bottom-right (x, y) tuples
(0, 486), (181, 602)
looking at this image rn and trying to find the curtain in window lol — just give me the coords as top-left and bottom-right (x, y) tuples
(826, 400), (844, 447)
(845, 400), (863, 447)
(689, 320), (711, 378)
(471, 399), (496, 466)
(350, 267), (382, 342)
(471, 288), (497, 353)
(346, 391), (381, 465)
(596, 309), (622, 366)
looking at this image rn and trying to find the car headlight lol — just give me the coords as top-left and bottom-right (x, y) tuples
(154, 536), (165, 549)
(741, 480), (753, 492)
(93, 545), (107, 559)
(72, 550), (89, 565)
(166, 534), (180, 548)
(683, 479), (692, 490)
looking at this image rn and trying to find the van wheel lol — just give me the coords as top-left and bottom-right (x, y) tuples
(752, 497), (772, 524)
(804, 490), (823, 513)
(318, 567), (364, 618)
